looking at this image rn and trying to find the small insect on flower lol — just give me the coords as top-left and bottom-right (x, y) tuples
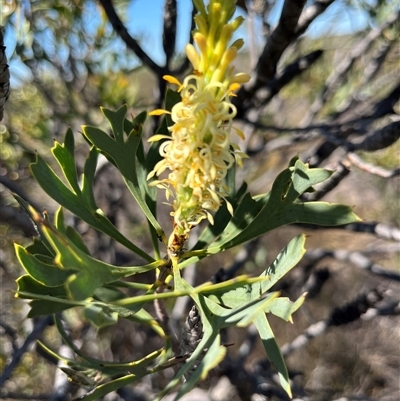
(147, 0), (251, 256)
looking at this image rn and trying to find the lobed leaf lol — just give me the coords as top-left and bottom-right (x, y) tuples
(30, 146), (153, 262)
(190, 158), (361, 254)
(254, 313), (292, 398)
(82, 105), (167, 245)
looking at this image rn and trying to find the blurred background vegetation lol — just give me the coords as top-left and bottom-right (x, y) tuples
(0, 0), (399, 400)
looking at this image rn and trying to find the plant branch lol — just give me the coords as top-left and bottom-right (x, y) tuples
(163, 0), (177, 68)
(235, 0), (307, 115)
(0, 316), (53, 386)
(0, 26), (10, 122)
(295, 0), (336, 36)
(366, 81), (400, 121)
(98, 0), (163, 75)
(251, 49), (324, 109)
(255, 0), (307, 85)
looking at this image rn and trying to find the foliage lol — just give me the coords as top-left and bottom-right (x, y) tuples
(13, 99), (359, 399)
(2, 0), (399, 400)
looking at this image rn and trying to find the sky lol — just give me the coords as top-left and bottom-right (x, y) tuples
(3, 0), (376, 86)
(126, 0), (372, 65)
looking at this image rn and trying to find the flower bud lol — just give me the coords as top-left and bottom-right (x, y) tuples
(185, 44), (200, 71)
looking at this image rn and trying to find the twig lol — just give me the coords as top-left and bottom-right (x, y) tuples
(366, 81), (400, 121)
(306, 90), (400, 167)
(0, 315), (53, 386)
(301, 267), (331, 299)
(98, 0), (163, 75)
(346, 152), (400, 178)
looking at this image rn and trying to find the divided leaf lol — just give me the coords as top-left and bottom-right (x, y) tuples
(30, 132), (153, 262)
(82, 105), (166, 245)
(191, 158), (360, 255)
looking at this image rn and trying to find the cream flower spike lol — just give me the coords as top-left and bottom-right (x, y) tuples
(147, 0), (250, 256)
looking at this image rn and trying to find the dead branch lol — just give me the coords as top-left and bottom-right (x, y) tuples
(362, 300), (400, 320)
(366, 82), (400, 121)
(255, 0), (307, 84)
(306, 84), (400, 167)
(301, 267), (331, 299)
